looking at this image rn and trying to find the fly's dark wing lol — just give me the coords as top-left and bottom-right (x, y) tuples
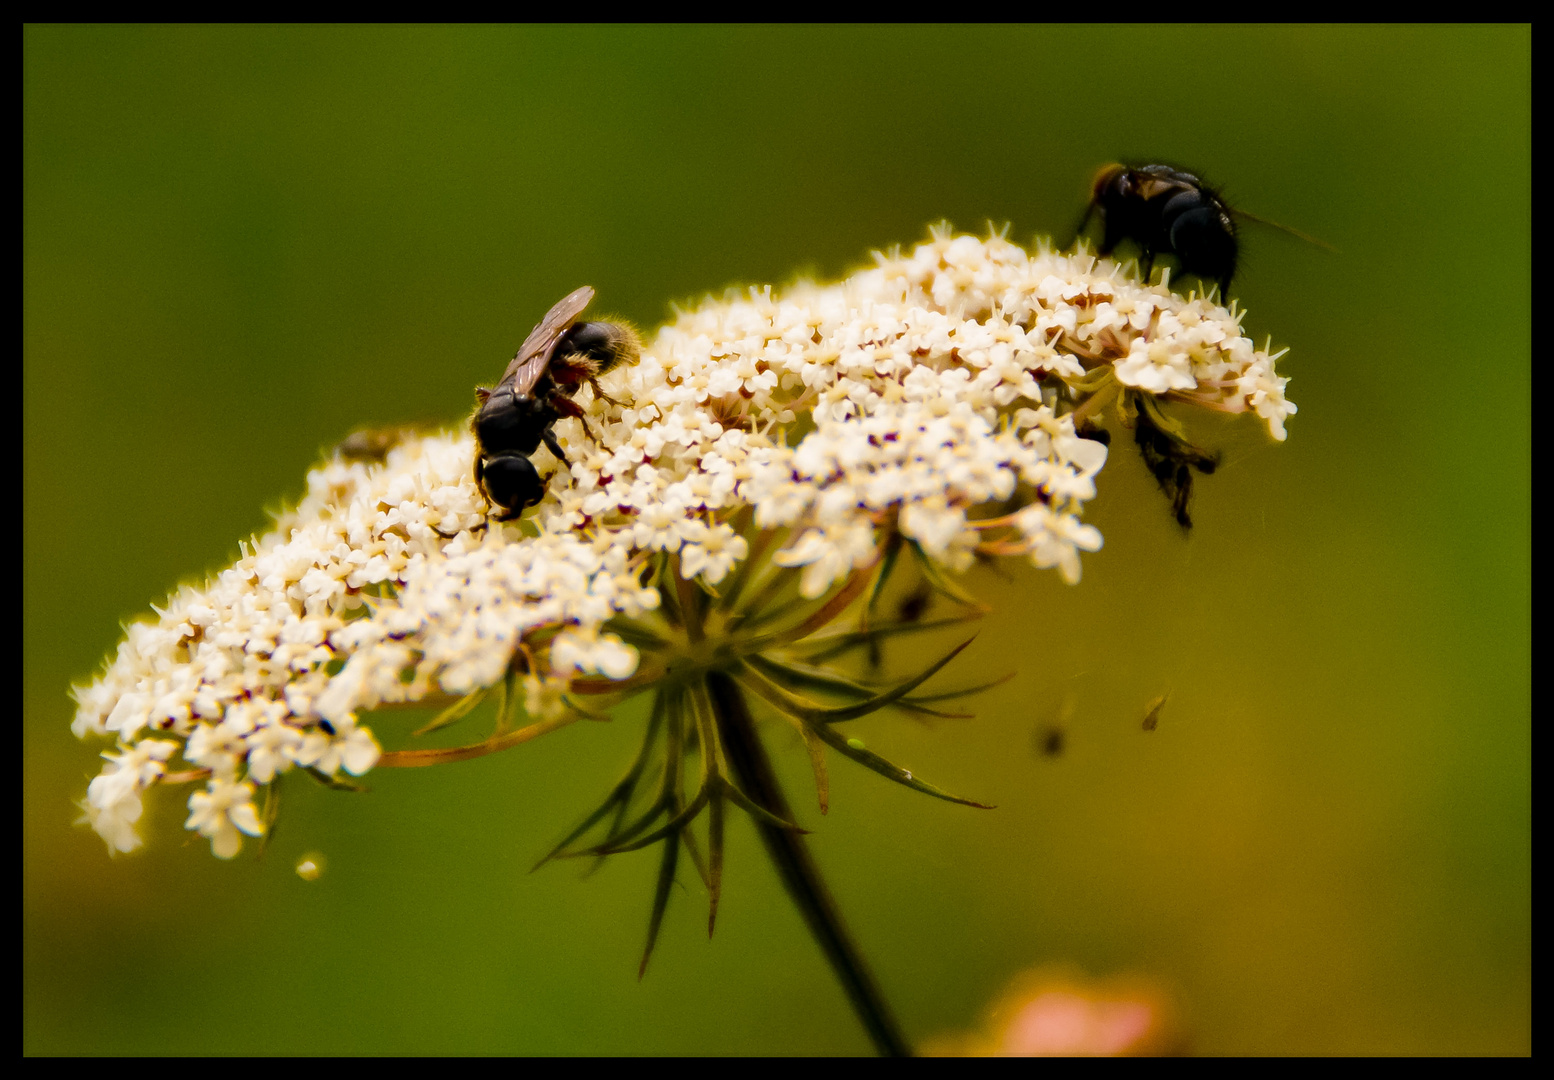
(1231, 208), (1338, 252)
(1133, 173), (1190, 202)
(499, 285), (595, 395)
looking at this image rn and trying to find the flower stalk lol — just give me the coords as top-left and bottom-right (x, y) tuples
(706, 668), (910, 1058)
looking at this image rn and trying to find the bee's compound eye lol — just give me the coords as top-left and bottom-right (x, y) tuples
(483, 454), (545, 511)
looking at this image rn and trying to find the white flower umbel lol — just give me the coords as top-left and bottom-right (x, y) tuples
(72, 227), (1294, 860)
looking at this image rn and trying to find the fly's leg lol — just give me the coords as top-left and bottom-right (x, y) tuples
(1069, 201), (1097, 250)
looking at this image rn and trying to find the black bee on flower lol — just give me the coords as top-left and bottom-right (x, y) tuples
(471, 286), (641, 519)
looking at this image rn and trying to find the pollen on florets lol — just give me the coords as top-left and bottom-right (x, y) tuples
(71, 228), (1293, 858)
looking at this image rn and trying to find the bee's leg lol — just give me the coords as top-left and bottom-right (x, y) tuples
(551, 394), (603, 446)
(1140, 250), (1156, 285)
(541, 427), (573, 468)
(587, 376), (626, 410)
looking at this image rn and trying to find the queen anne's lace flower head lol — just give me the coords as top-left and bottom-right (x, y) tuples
(72, 228), (1293, 858)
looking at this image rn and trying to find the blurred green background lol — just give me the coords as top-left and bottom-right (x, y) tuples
(24, 26), (1528, 1055)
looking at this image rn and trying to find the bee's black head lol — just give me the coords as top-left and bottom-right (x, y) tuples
(481, 453), (546, 514)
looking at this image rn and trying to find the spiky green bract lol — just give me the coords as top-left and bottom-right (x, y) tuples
(524, 526), (993, 986)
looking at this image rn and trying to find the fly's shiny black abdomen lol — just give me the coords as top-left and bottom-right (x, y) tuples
(1160, 196), (1236, 291)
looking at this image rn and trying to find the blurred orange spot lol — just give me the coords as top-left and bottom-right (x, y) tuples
(925, 967), (1183, 1056)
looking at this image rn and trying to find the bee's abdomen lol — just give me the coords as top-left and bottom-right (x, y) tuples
(559, 321), (641, 376)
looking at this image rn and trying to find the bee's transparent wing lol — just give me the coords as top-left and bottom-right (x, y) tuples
(499, 285), (595, 395)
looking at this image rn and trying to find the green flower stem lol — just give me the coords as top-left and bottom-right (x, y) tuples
(704, 670), (911, 1058)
